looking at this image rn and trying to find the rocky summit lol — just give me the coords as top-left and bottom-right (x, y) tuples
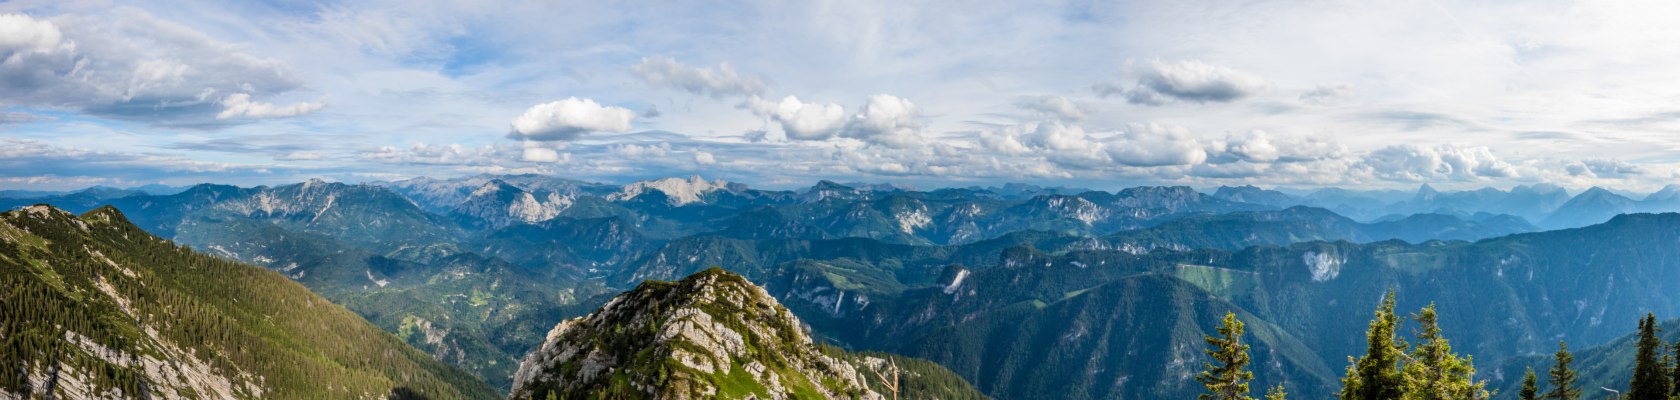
(508, 268), (882, 400)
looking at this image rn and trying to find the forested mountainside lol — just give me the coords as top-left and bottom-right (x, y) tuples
(1490, 318), (1680, 397)
(763, 213), (1680, 398)
(0, 205), (497, 399)
(509, 268), (984, 400)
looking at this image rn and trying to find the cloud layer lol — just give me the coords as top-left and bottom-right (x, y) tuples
(633, 56), (766, 98)
(4, 1), (1680, 191)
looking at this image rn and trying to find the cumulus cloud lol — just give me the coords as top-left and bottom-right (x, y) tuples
(840, 94), (922, 147)
(1097, 59), (1268, 105)
(1209, 130), (1348, 164)
(749, 95), (848, 140)
(610, 142), (672, 158)
(521, 147), (563, 163)
(1104, 123), (1208, 167)
(632, 56), (767, 98)
(217, 93), (326, 119)
(508, 97), (636, 141)
(1016, 95), (1086, 120)
(1359, 144), (1517, 182)
(1566, 159), (1643, 178)
(0, 10), (316, 125)
(993, 121), (1109, 168)
(1219, 130), (1281, 163)
(0, 13), (66, 54)
(746, 94), (922, 146)
(981, 121), (1208, 169)
(695, 151), (716, 164)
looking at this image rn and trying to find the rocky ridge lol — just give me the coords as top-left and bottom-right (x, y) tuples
(509, 268), (882, 399)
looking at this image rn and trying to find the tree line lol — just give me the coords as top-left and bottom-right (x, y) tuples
(1198, 290), (1680, 400)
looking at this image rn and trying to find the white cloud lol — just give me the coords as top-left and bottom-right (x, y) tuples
(360, 142), (506, 165)
(746, 94), (922, 147)
(980, 121), (1208, 169)
(1099, 59), (1268, 105)
(0, 13), (67, 54)
(217, 93), (326, 119)
(509, 97), (636, 141)
(1566, 159), (1642, 178)
(276, 151), (323, 161)
(1016, 95), (1086, 120)
(0, 10), (315, 125)
(748, 95), (848, 140)
(841, 94), (921, 147)
(521, 147), (563, 163)
(1104, 123), (1208, 167)
(1002, 121), (1110, 168)
(1359, 144), (1516, 182)
(632, 56), (766, 98)
(695, 151), (716, 164)
(0, 138), (278, 188)
(1219, 130), (1280, 163)
(610, 142), (672, 158)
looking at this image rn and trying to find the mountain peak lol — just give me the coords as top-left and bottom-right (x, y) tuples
(510, 268), (883, 399)
(1415, 183), (1440, 200)
(1572, 186), (1629, 203)
(812, 180), (853, 190)
(610, 176), (737, 206)
(1647, 184), (1680, 202)
(469, 178), (521, 197)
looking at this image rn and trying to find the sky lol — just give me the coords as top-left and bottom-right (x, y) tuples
(3, 0), (1680, 192)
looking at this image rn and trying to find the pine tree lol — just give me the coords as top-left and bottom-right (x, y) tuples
(1266, 384), (1288, 400)
(1545, 341), (1579, 400)
(1519, 368), (1538, 400)
(1400, 303), (1489, 400)
(1630, 313), (1671, 400)
(1340, 290), (1407, 400)
(1669, 340), (1680, 399)
(1200, 312), (1255, 400)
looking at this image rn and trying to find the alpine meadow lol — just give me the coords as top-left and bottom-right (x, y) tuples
(7, 1), (1680, 399)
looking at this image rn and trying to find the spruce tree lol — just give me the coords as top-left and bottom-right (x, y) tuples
(1545, 341), (1579, 400)
(1669, 339), (1680, 399)
(1630, 313), (1671, 400)
(1266, 384), (1288, 400)
(1200, 312), (1255, 400)
(1399, 303), (1489, 400)
(1340, 290), (1406, 400)
(1519, 368), (1538, 400)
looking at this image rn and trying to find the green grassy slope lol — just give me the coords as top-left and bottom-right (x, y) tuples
(0, 205), (498, 399)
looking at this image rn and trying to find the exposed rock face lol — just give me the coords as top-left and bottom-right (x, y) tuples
(509, 268), (882, 400)
(608, 176), (739, 206)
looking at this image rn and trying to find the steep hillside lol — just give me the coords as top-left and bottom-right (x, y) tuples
(0, 205), (498, 399)
(508, 268), (984, 399)
(1489, 318), (1680, 396)
(762, 247), (1336, 399)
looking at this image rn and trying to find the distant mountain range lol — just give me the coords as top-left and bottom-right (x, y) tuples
(7, 174), (1680, 399)
(1211, 183), (1680, 229)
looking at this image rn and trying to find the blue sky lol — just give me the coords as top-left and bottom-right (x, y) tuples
(3, 0), (1680, 191)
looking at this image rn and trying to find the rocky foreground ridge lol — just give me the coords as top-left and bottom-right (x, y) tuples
(508, 268), (981, 400)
